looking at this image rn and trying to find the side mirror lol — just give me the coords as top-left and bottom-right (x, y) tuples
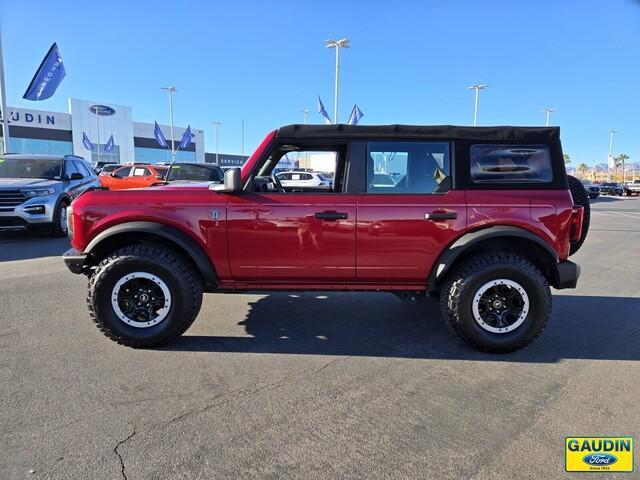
(70, 172), (84, 180)
(224, 168), (242, 192)
(156, 174), (164, 180)
(211, 168), (241, 192)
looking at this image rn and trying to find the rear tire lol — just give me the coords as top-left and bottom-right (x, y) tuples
(567, 175), (590, 256)
(440, 252), (551, 353)
(87, 244), (203, 348)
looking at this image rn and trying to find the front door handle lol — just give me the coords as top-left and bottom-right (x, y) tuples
(315, 211), (348, 220)
(425, 211), (457, 221)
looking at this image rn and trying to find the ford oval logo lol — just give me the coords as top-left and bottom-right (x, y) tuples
(89, 105), (116, 116)
(582, 453), (617, 466)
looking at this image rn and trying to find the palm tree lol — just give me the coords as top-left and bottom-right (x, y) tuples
(563, 153), (571, 164)
(578, 163), (589, 178)
(616, 154), (629, 184)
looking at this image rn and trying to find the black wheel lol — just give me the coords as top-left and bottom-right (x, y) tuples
(567, 175), (590, 256)
(87, 244), (203, 348)
(440, 252), (551, 353)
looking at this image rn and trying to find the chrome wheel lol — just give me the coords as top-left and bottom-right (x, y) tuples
(111, 272), (171, 328)
(472, 279), (529, 334)
(59, 204), (68, 234)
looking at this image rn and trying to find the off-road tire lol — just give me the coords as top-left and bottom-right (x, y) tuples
(567, 175), (590, 256)
(440, 252), (551, 353)
(87, 244), (203, 348)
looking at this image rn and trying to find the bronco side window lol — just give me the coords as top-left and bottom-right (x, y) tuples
(251, 143), (346, 193)
(470, 145), (552, 183)
(366, 141), (450, 194)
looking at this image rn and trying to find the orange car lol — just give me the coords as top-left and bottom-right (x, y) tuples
(99, 164), (168, 190)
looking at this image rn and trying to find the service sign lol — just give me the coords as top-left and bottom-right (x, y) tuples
(565, 437), (634, 472)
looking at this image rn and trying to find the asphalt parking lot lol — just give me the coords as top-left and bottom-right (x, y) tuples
(1, 197), (639, 479)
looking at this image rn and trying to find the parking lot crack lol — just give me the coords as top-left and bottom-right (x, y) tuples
(113, 426), (136, 480)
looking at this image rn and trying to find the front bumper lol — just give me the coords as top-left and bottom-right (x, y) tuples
(0, 193), (58, 229)
(551, 260), (581, 289)
(63, 248), (88, 274)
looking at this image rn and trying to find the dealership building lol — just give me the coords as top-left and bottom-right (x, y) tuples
(0, 98), (248, 166)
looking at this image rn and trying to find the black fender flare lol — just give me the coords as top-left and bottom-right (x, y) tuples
(427, 226), (558, 288)
(85, 221), (217, 288)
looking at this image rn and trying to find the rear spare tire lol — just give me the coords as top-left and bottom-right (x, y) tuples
(567, 175), (590, 256)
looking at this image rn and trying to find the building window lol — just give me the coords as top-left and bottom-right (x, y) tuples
(90, 144), (120, 164)
(8, 137), (73, 156)
(134, 147), (196, 164)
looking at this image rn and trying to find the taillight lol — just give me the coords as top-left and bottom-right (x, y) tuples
(570, 206), (584, 242)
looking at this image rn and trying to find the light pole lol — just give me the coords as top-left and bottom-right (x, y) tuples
(467, 84), (488, 127)
(213, 121), (222, 164)
(161, 86), (177, 162)
(0, 31), (11, 154)
(542, 108), (556, 127)
(90, 106), (102, 164)
(608, 129), (616, 181)
(325, 38), (350, 124)
(301, 108), (310, 124)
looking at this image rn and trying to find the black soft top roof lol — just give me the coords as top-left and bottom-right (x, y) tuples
(276, 124), (560, 143)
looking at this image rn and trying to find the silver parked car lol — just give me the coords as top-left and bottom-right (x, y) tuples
(0, 154), (100, 236)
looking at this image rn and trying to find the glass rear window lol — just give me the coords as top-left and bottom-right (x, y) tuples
(470, 145), (553, 183)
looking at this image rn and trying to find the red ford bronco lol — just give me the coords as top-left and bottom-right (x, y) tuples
(63, 125), (590, 352)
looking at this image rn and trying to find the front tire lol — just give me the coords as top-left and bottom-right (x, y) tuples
(87, 244), (203, 347)
(440, 252), (551, 353)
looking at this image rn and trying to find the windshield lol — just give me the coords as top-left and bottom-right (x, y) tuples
(167, 164), (223, 182)
(0, 157), (63, 180)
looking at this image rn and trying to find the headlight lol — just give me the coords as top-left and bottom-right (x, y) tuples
(21, 187), (56, 197)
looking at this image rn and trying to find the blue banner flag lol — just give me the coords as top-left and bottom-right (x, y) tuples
(82, 132), (94, 151)
(317, 96), (332, 124)
(153, 121), (168, 147)
(347, 104), (364, 125)
(104, 135), (114, 153)
(178, 125), (192, 150)
(23, 43), (66, 101)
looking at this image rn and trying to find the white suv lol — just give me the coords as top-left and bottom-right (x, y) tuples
(276, 171), (332, 189)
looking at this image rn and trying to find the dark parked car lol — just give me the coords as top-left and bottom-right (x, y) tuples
(598, 182), (624, 196)
(165, 163), (224, 183)
(99, 164), (121, 176)
(581, 180), (600, 199)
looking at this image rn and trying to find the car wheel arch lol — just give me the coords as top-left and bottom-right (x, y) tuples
(427, 226), (558, 293)
(84, 221), (217, 290)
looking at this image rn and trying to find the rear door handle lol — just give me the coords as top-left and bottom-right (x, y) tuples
(425, 211), (457, 221)
(315, 211), (348, 220)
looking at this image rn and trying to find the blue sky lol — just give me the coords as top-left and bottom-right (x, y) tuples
(1, 0), (639, 165)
